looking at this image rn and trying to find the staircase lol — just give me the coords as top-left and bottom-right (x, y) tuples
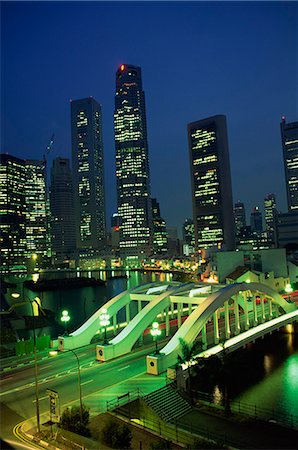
(142, 384), (192, 423)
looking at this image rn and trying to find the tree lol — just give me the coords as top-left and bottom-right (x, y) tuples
(177, 338), (204, 395)
(59, 405), (91, 436)
(101, 418), (132, 449)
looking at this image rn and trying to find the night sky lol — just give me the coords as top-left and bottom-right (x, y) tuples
(2, 1), (297, 236)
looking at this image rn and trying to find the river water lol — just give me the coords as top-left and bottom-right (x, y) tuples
(11, 270), (298, 422)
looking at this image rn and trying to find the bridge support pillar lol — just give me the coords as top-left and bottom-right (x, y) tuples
(96, 344), (115, 361)
(243, 293), (250, 330)
(269, 299), (273, 318)
(146, 353), (166, 375)
(202, 324), (207, 349)
(213, 311), (219, 344)
(261, 298), (266, 322)
(126, 303), (130, 324)
(224, 301), (231, 340)
(113, 314), (117, 335)
(165, 307), (170, 336)
(253, 296), (258, 326)
(234, 296), (240, 334)
(177, 303), (182, 328)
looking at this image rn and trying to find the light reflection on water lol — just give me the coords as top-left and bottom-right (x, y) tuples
(232, 332), (298, 420)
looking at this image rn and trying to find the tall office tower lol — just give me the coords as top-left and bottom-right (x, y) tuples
(50, 158), (76, 261)
(281, 117), (298, 211)
(188, 115), (235, 251)
(264, 193), (277, 244)
(233, 200), (246, 236)
(71, 97), (106, 251)
(24, 160), (47, 259)
(151, 198), (167, 255)
(250, 206), (263, 234)
(110, 213), (121, 253)
(0, 154), (27, 269)
(182, 218), (195, 256)
(183, 218), (195, 246)
(114, 64), (152, 258)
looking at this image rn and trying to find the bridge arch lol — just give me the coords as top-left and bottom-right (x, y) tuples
(147, 282), (297, 373)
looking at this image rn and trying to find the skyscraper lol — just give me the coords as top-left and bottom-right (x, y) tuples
(71, 97), (106, 251)
(250, 206), (263, 234)
(264, 193), (277, 244)
(0, 154), (27, 269)
(281, 117), (298, 211)
(25, 160), (47, 260)
(114, 64), (152, 258)
(188, 115), (235, 250)
(50, 157), (76, 261)
(233, 200), (246, 237)
(151, 198), (167, 255)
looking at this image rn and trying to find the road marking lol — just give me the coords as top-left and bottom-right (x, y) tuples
(33, 395), (47, 402)
(81, 379), (93, 385)
(40, 364), (52, 370)
(118, 365), (130, 371)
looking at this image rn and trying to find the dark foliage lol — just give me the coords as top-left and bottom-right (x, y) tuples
(101, 418), (132, 449)
(59, 405), (91, 437)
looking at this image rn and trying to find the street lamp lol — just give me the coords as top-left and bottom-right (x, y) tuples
(150, 321), (161, 355)
(99, 308), (110, 344)
(285, 283), (293, 302)
(49, 349), (83, 424)
(11, 292), (41, 433)
(61, 310), (70, 335)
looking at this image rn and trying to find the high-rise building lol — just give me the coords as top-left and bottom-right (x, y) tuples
(71, 97), (106, 251)
(114, 64), (152, 258)
(50, 157), (76, 261)
(182, 218), (195, 256)
(250, 206), (263, 234)
(0, 154), (27, 269)
(188, 115), (235, 250)
(24, 160), (47, 259)
(183, 218), (195, 246)
(151, 198), (167, 255)
(281, 117), (298, 211)
(233, 200), (246, 237)
(264, 193), (277, 244)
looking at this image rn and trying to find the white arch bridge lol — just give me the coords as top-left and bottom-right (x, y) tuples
(57, 281), (298, 375)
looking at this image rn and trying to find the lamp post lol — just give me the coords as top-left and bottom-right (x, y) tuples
(285, 283), (293, 302)
(99, 308), (110, 344)
(49, 348), (83, 424)
(150, 321), (161, 355)
(11, 292), (41, 433)
(61, 310), (70, 335)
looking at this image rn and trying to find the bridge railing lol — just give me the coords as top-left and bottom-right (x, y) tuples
(196, 390), (298, 429)
(106, 388), (143, 412)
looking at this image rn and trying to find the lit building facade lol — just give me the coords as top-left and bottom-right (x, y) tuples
(50, 157), (76, 261)
(233, 200), (246, 237)
(182, 218), (195, 256)
(114, 64), (152, 258)
(0, 154), (27, 269)
(71, 97), (106, 250)
(281, 117), (298, 211)
(151, 198), (167, 255)
(188, 115), (235, 250)
(264, 193), (277, 245)
(25, 160), (47, 259)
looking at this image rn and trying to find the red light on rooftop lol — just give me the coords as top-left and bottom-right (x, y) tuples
(120, 64), (125, 71)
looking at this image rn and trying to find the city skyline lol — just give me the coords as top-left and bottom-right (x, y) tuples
(2, 1), (297, 233)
